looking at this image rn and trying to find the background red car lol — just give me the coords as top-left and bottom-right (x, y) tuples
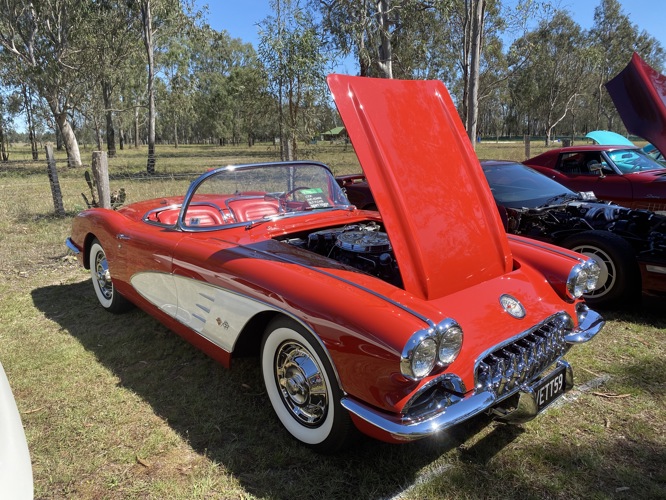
(525, 145), (666, 211)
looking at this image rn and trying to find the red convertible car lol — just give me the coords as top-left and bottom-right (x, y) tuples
(525, 145), (666, 212)
(67, 75), (603, 452)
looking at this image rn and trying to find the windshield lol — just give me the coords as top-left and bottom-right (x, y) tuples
(181, 162), (351, 229)
(607, 148), (666, 173)
(483, 162), (579, 209)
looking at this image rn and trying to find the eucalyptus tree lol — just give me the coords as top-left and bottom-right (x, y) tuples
(588, 0), (664, 131)
(259, 0), (329, 160)
(226, 55), (273, 147)
(316, 0), (410, 78)
(132, 0), (184, 173)
(0, 91), (21, 160)
(188, 26), (248, 143)
(160, 29), (196, 147)
(0, 0), (95, 167)
(509, 10), (590, 145)
(84, 0), (144, 157)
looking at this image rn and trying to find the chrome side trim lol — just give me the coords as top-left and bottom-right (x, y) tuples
(341, 390), (496, 441)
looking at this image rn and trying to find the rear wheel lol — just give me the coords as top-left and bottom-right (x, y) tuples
(260, 317), (354, 453)
(562, 231), (640, 308)
(89, 239), (132, 313)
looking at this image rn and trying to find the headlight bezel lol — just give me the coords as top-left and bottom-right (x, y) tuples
(566, 258), (601, 299)
(401, 318), (464, 381)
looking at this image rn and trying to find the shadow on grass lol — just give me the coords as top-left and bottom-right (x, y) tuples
(31, 280), (484, 498)
(31, 280), (666, 499)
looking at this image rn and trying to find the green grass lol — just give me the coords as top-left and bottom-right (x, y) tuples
(0, 142), (664, 499)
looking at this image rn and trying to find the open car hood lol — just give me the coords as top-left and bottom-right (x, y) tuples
(585, 130), (634, 146)
(606, 53), (666, 156)
(327, 75), (512, 301)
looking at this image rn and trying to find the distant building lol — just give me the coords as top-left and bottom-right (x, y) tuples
(321, 127), (348, 141)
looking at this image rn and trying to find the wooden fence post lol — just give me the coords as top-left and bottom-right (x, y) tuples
(45, 144), (65, 217)
(92, 151), (111, 209)
(524, 135), (531, 160)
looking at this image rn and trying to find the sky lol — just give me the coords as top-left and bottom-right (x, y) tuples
(195, 0), (666, 69)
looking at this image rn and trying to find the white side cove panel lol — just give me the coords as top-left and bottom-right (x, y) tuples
(131, 272), (278, 351)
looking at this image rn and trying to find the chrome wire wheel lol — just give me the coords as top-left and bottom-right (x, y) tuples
(274, 340), (328, 427)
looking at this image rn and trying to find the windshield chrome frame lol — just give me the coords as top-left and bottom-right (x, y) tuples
(176, 161), (353, 232)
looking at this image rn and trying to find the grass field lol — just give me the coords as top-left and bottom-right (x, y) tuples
(0, 142), (664, 499)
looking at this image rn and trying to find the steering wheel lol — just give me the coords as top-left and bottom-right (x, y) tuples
(264, 186), (311, 213)
(281, 186), (311, 201)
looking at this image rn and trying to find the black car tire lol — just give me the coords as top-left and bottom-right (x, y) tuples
(261, 317), (355, 453)
(89, 238), (133, 313)
(561, 230), (641, 308)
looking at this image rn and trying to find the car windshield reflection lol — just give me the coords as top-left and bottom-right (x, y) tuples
(607, 148), (666, 173)
(483, 162), (579, 209)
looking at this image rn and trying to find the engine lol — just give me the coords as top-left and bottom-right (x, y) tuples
(278, 222), (402, 287)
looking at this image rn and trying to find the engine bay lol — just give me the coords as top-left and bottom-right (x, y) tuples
(276, 221), (403, 287)
(505, 201), (666, 258)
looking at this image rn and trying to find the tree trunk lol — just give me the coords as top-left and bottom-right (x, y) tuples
(48, 99), (82, 167)
(173, 120), (178, 148)
(93, 116), (103, 151)
(134, 106), (140, 148)
(22, 85), (39, 160)
(466, 0), (485, 149)
(376, 0), (393, 79)
(102, 80), (116, 157)
(141, 1), (156, 174)
(0, 120), (7, 161)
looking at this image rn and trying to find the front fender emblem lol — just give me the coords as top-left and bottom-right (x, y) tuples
(500, 294), (525, 319)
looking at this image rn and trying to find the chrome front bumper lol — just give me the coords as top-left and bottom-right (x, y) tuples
(341, 308), (605, 441)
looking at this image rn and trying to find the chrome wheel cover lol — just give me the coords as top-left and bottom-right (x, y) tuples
(274, 341), (328, 427)
(94, 250), (113, 300)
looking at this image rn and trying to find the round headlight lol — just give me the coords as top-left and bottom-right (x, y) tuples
(567, 263), (587, 298)
(567, 260), (601, 298)
(438, 324), (463, 365)
(411, 338), (437, 378)
(582, 259), (601, 291)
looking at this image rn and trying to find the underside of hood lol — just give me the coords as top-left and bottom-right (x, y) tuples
(606, 52), (666, 156)
(327, 75), (512, 301)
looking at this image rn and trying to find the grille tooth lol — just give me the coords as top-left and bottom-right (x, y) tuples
(475, 314), (570, 399)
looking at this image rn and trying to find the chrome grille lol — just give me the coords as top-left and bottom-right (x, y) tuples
(475, 313), (571, 399)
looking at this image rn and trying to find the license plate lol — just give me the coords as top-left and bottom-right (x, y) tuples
(534, 365), (566, 412)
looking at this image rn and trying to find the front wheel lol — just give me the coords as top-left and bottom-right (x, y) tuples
(261, 317), (354, 453)
(88, 238), (132, 313)
(562, 230), (640, 308)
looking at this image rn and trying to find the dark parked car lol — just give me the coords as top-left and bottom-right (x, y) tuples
(338, 161), (666, 307)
